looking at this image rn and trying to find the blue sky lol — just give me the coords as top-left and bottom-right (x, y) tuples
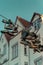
(0, 0), (43, 31)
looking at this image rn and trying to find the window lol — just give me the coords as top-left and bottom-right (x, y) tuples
(35, 59), (42, 65)
(15, 63), (18, 65)
(36, 19), (41, 30)
(25, 62), (28, 65)
(24, 46), (27, 55)
(3, 44), (7, 55)
(1, 38), (4, 43)
(21, 30), (28, 40)
(0, 48), (1, 55)
(33, 22), (36, 30)
(34, 56), (42, 65)
(36, 60), (42, 65)
(12, 42), (18, 59)
(33, 18), (41, 31)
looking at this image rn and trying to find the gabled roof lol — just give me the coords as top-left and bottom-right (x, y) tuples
(2, 16), (33, 42)
(5, 33), (14, 42)
(16, 16), (32, 28)
(31, 12), (41, 22)
(4, 31), (21, 42)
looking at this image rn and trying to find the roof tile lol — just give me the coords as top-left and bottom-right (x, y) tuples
(17, 16), (32, 28)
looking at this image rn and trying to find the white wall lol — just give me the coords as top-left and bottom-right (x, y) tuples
(0, 34), (9, 65)
(0, 16), (43, 65)
(16, 19), (25, 31)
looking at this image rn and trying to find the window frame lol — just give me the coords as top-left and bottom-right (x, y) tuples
(15, 63), (18, 65)
(24, 62), (28, 65)
(3, 44), (7, 56)
(34, 56), (42, 65)
(24, 46), (27, 56)
(12, 42), (18, 59)
(33, 18), (41, 31)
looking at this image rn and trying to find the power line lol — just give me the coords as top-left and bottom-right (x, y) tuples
(0, 14), (8, 20)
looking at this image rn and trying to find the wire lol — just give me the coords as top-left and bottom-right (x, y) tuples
(0, 14), (8, 20)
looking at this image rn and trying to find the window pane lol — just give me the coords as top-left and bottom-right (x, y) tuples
(15, 63), (18, 65)
(15, 44), (18, 57)
(35, 58), (42, 65)
(24, 46), (27, 55)
(0, 49), (1, 55)
(37, 59), (42, 65)
(12, 42), (18, 59)
(33, 18), (41, 31)
(3, 44), (6, 55)
(25, 62), (28, 65)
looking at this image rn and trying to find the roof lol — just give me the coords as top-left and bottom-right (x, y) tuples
(16, 16), (33, 28)
(5, 33), (14, 42)
(3, 16), (33, 42)
(31, 12), (41, 22)
(4, 31), (21, 42)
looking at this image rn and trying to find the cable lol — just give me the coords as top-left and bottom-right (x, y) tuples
(0, 14), (8, 20)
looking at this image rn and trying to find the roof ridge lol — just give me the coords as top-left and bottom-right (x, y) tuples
(31, 12), (41, 22)
(16, 16), (32, 28)
(17, 16), (29, 23)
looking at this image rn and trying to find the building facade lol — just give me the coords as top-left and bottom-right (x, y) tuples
(0, 13), (43, 65)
